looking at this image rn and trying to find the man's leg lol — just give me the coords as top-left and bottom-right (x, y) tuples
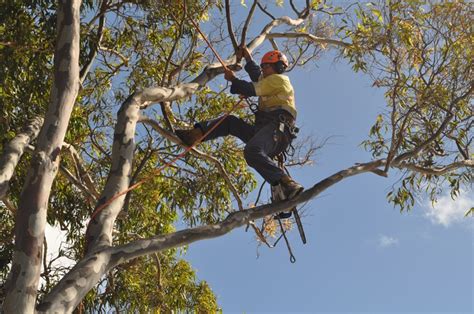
(244, 123), (303, 200)
(243, 123), (286, 184)
(176, 115), (254, 146)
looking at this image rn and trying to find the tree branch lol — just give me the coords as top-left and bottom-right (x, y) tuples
(241, 0), (258, 48)
(59, 164), (98, 204)
(394, 159), (473, 176)
(79, 0), (107, 84)
(0, 116), (43, 198)
(1, 196), (16, 214)
(225, 0), (239, 52)
(63, 143), (100, 198)
(392, 81), (474, 165)
(267, 32), (350, 48)
(110, 160), (387, 263)
(98, 46), (129, 65)
(257, 2), (276, 20)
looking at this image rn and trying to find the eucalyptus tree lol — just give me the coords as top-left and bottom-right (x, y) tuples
(0, 0), (471, 312)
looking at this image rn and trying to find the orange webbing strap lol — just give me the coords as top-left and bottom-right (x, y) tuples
(87, 98), (244, 225)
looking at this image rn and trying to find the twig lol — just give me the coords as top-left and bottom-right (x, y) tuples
(80, 0), (107, 83)
(152, 253), (162, 288)
(225, 0), (239, 51)
(59, 165), (98, 204)
(257, 2), (275, 20)
(1, 196), (16, 214)
(241, 0), (258, 48)
(98, 46), (129, 65)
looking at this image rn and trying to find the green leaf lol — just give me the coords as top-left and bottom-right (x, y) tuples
(465, 207), (473, 217)
(371, 8), (383, 22)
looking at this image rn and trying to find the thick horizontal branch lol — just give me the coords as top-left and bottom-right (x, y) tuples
(109, 159), (385, 263)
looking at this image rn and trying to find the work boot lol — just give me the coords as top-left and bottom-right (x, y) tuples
(279, 175), (304, 200)
(175, 128), (203, 146)
(273, 175), (304, 220)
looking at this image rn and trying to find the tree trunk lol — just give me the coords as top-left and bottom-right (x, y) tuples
(2, 0), (81, 312)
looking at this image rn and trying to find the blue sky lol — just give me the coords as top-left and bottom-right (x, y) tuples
(184, 43), (473, 313)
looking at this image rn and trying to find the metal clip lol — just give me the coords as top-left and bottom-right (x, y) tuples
(279, 122), (285, 132)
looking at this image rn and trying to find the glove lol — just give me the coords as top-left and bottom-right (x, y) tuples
(224, 69), (236, 81)
(236, 45), (251, 62)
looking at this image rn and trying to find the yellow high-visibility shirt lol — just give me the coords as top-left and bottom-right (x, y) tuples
(253, 74), (297, 118)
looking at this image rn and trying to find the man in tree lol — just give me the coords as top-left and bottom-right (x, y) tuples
(176, 47), (304, 213)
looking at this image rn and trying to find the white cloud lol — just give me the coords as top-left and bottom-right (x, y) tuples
(423, 192), (473, 227)
(378, 234), (399, 248)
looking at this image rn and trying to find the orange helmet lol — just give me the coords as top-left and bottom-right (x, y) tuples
(261, 50), (289, 67)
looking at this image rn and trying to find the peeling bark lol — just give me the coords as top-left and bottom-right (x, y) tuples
(0, 117), (43, 199)
(3, 0), (81, 312)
